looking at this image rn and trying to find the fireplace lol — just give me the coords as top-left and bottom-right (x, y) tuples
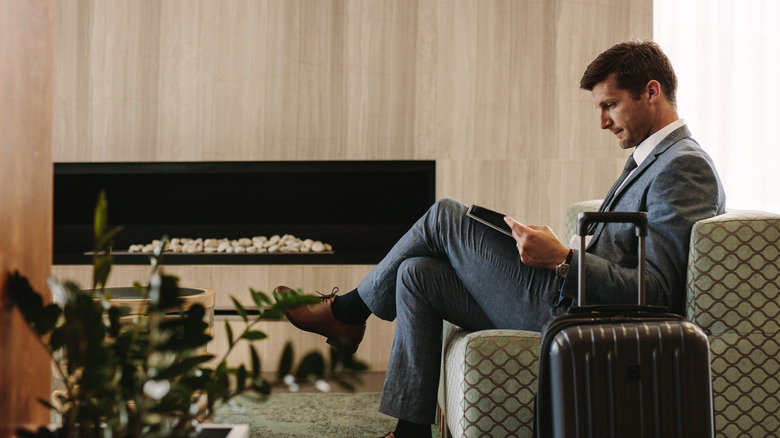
(54, 161), (435, 265)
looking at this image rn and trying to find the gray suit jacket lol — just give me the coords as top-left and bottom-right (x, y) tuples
(560, 125), (726, 315)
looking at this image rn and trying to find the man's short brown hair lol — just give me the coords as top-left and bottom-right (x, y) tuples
(580, 40), (677, 105)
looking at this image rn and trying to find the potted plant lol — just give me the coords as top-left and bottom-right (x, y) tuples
(7, 192), (365, 438)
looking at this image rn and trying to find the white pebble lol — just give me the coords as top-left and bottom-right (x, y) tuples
(129, 235), (332, 255)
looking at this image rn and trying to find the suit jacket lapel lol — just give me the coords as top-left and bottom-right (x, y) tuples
(587, 125), (693, 248)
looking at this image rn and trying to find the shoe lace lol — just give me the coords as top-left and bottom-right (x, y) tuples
(314, 287), (339, 302)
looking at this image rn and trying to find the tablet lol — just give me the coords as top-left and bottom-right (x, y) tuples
(466, 205), (513, 237)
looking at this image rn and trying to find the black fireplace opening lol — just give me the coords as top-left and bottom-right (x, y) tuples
(54, 161), (436, 265)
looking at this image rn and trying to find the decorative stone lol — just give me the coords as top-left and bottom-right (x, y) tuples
(129, 234), (332, 255)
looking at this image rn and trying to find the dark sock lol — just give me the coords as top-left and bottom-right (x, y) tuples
(331, 288), (371, 325)
(393, 419), (431, 438)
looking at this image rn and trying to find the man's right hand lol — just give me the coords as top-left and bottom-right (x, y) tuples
(504, 217), (571, 270)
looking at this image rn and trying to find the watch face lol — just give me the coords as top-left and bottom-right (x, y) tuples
(556, 264), (569, 278)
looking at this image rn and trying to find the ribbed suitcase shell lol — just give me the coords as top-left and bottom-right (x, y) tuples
(536, 212), (714, 438)
(549, 320), (713, 438)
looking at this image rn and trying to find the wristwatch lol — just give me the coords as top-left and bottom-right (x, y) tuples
(555, 249), (574, 279)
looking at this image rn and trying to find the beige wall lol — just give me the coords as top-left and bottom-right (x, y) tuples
(52, 0), (652, 372)
(54, 0), (652, 234)
(1, 0), (53, 435)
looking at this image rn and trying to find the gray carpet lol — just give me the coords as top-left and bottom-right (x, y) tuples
(211, 392), (440, 437)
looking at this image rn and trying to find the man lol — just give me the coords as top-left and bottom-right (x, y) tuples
(278, 40), (726, 438)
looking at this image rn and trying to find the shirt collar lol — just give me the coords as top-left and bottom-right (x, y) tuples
(632, 118), (685, 166)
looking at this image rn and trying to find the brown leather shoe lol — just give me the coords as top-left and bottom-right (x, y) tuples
(275, 286), (366, 353)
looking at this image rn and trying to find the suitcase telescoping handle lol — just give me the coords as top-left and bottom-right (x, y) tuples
(576, 212), (648, 306)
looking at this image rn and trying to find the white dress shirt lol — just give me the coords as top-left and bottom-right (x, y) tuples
(569, 118), (686, 250)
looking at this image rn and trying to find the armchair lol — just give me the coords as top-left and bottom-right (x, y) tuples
(438, 202), (780, 437)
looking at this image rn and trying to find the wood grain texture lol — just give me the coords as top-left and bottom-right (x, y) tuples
(53, 0), (651, 236)
(50, 0), (652, 372)
(0, 0), (53, 434)
(52, 265), (391, 370)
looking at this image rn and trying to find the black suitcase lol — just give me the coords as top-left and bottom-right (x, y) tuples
(535, 212), (714, 438)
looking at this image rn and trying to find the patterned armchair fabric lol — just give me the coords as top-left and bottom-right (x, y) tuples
(439, 327), (540, 437)
(686, 211), (780, 437)
(439, 204), (780, 438)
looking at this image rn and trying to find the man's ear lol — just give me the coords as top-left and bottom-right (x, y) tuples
(646, 80), (662, 103)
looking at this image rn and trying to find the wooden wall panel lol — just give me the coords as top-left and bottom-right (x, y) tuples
(51, 264), (393, 371)
(53, 0), (651, 236)
(0, 1), (53, 435)
(51, 0), (651, 371)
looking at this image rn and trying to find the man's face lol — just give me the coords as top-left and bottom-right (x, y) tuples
(591, 75), (653, 149)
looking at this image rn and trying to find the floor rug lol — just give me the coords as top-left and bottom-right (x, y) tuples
(212, 392), (440, 437)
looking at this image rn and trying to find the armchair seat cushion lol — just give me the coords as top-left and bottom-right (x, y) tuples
(439, 323), (540, 437)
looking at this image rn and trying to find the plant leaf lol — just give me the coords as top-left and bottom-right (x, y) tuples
(156, 355), (215, 379)
(277, 343), (294, 381)
(250, 288), (273, 308)
(225, 320), (234, 347)
(93, 190), (108, 238)
(236, 365), (247, 392)
(296, 352), (326, 381)
(249, 345), (261, 377)
(231, 297), (248, 323)
(241, 330), (267, 341)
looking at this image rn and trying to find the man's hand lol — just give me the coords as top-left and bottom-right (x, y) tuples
(504, 216), (571, 270)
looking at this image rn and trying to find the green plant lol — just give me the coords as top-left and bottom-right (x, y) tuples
(8, 192), (365, 438)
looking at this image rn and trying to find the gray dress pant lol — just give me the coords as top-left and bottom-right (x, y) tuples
(357, 198), (568, 424)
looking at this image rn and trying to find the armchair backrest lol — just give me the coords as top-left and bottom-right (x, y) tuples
(685, 209), (780, 437)
(685, 210), (780, 334)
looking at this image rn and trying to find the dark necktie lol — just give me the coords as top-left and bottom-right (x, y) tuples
(588, 154), (637, 234)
